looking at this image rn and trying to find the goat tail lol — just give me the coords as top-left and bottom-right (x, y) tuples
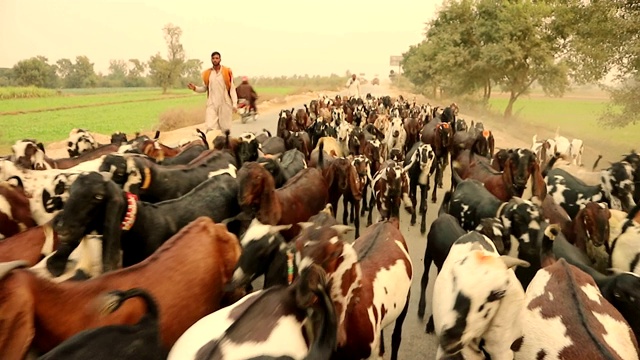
(300, 265), (337, 360)
(592, 154), (603, 171)
(153, 130), (160, 140)
(98, 288), (159, 321)
(261, 128), (272, 137)
(542, 152), (561, 177)
(438, 191), (453, 217)
(196, 128), (209, 150)
(318, 140), (325, 170)
(541, 224), (562, 267)
(224, 129), (231, 149)
(450, 160), (464, 187)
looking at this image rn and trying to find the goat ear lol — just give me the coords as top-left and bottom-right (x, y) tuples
(101, 183), (126, 273)
(503, 158), (515, 193)
(6, 176), (24, 191)
(500, 255), (530, 269)
(607, 268), (625, 275)
(531, 161), (547, 201)
(37, 142), (46, 153)
(100, 171), (113, 182)
(544, 224), (561, 240)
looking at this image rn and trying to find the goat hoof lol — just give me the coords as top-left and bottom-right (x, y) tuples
(426, 317), (435, 334)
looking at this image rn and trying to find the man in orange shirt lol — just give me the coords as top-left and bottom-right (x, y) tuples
(188, 51), (238, 134)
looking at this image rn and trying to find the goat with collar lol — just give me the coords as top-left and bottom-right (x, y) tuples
(46, 170), (241, 275)
(98, 151), (236, 203)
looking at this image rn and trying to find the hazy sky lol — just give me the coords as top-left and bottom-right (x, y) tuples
(0, 0), (442, 78)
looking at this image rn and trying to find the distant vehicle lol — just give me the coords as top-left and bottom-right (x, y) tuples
(372, 78), (380, 85)
(237, 99), (257, 123)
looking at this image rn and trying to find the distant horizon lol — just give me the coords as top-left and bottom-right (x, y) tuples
(0, 0), (442, 78)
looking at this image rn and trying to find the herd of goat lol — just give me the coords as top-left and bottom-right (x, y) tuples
(0, 92), (639, 359)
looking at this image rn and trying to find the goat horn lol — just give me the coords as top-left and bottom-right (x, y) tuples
(269, 224), (293, 234)
(298, 222), (315, 230)
(500, 256), (530, 269)
(0, 260), (29, 280)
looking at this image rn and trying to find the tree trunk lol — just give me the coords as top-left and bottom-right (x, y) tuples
(504, 91), (518, 119)
(162, 86), (168, 94)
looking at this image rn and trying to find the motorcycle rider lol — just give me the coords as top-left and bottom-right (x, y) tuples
(235, 76), (258, 114)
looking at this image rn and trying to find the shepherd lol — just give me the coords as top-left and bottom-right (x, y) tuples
(188, 51), (239, 135)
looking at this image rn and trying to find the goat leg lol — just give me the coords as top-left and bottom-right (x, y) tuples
(420, 184), (428, 234)
(360, 186), (368, 217)
(431, 171), (439, 203)
(410, 184), (418, 226)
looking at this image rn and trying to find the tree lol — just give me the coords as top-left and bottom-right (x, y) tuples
(578, 0), (640, 128)
(56, 58), (74, 85)
(402, 0), (573, 118)
(124, 59), (147, 87)
(108, 60), (128, 80)
(56, 56), (98, 88)
(73, 56), (98, 88)
(181, 58), (203, 86)
(0, 68), (13, 86)
(11, 56), (58, 88)
(147, 23), (186, 93)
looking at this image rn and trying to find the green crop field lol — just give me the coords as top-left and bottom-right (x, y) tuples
(0, 86), (296, 153)
(486, 94), (639, 159)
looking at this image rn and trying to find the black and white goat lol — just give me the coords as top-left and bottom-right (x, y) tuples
(46, 170), (241, 275)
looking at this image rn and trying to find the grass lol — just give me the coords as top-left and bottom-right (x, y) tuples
(391, 78), (636, 162)
(0, 90), (192, 114)
(0, 86), (300, 153)
(486, 95), (638, 148)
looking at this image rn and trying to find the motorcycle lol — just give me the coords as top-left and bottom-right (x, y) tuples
(237, 99), (257, 124)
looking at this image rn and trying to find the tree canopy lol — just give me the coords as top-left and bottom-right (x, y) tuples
(402, 0), (640, 125)
(4, 23), (202, 92)
(147, 23), (188, 94)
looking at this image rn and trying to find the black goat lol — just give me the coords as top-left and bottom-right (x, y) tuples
(47, 171), (240, 275)
(258, 149), (307, 188)
(99, 151), (236, 203)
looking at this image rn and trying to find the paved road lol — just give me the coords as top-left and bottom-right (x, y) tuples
(233, 83), (442, 359)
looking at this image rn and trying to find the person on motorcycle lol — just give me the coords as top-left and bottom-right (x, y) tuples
(235, 76), (258, 114)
